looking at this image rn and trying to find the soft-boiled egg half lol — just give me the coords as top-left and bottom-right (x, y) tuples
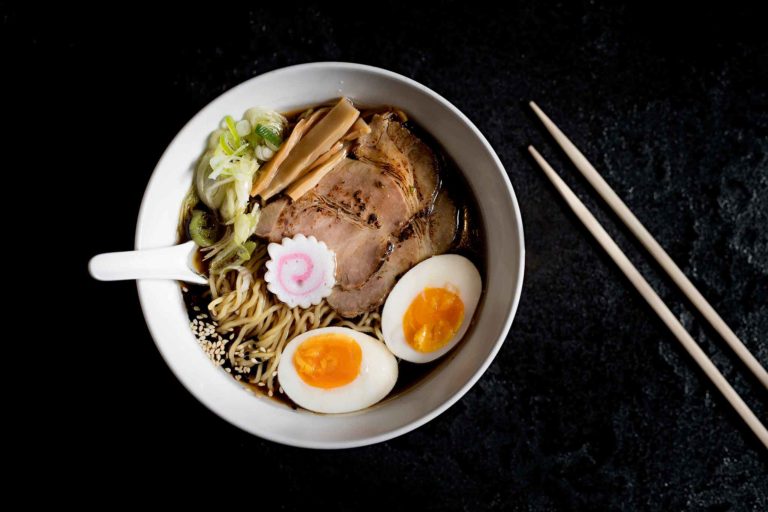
(278, 327), (398, 413)
(382, 255), (482, 363)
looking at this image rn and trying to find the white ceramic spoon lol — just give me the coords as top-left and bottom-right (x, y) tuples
(88, 240), (208, 285)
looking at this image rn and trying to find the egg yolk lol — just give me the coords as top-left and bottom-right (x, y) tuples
(293, 334), (362, 389)
(403, 287), (465, 353)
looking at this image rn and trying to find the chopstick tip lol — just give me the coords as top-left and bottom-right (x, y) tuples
(529, 101), (544, 117)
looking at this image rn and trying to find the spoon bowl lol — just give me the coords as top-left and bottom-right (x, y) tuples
(88, 241), (207, 285)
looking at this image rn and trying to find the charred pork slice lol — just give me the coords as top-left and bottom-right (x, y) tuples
(327, 192), (458, 317)
(354, 113), (440, 214)
(255, 158), (412, 290)
(255, 115), (442, 292)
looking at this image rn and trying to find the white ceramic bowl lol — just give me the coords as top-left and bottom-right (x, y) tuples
(136, 62), (525, 448)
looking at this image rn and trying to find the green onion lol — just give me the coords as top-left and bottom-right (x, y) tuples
(232, 144), (249, 157)
(188, 210), (219, 247)
(219, 133), (233, 155)
(244, 133), (260, 148)
(225, 115), (241, 147)
(237, 240), (257, 261)
(255, 124), (282, 147)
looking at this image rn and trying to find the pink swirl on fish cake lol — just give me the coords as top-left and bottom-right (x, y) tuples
(264, 235), (336, 309)
(276, 252), (325, 296)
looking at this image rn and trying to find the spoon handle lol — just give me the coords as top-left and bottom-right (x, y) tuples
(88, 240), (208, 285)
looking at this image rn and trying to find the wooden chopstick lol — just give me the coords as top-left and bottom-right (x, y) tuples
(528, 146), (768, 449)
(529, 101), (768, 390)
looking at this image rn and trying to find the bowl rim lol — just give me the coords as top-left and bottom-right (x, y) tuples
(135, 61), (525, 448)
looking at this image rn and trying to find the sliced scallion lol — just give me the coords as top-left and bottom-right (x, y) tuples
(255, 123), (282, 147)
(237, 240), (257, 261)
(189, 210), (219, 247)
(225, 115), (241, 147)
(219, 133), (233, 155)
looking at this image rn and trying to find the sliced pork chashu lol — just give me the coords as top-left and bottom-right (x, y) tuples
(354, 113), (439, 214)
(256, 157), (415, 290)
(255, 114), (441, 292)
(327, 192), (458, 317)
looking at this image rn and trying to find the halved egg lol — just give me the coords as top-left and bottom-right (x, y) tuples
(382, 254), (482, 363)
(278, 327), (398, 413)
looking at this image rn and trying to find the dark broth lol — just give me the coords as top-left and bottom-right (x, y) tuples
(180, 102), (486, 410)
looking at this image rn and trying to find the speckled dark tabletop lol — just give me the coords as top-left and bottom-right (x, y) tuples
(16, 2), (767, 509)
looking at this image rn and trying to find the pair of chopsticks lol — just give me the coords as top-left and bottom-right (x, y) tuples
(527, 102), (768, 449)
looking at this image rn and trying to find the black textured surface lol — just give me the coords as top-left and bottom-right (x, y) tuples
(15, 2), (767, 509)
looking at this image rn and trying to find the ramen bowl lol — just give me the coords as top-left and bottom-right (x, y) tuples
(137, 62), (525, 448)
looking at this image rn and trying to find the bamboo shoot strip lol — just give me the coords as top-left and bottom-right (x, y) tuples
(250, 118), (307, 197)
(343, 117), (372, 141)
(261, 98), (359, 200)
(251, 108), (331, 197)
(286, 148), (348, 202)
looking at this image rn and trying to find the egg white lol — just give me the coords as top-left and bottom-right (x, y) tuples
(382, 254), (482, 363)
(277, 327), (398, 414)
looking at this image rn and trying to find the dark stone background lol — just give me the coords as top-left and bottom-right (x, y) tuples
(12, 2), (766, 509)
